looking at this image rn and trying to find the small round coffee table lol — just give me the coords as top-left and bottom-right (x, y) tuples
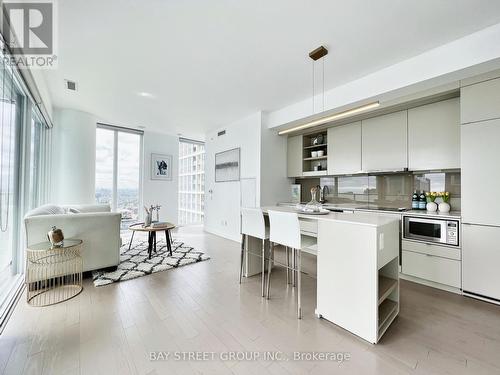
(128, 223), (176, 259)
(26, 239), (83, 306)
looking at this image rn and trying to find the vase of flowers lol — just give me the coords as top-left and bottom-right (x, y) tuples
(438, 192), (451, 213)
(425, 192), (438, 212)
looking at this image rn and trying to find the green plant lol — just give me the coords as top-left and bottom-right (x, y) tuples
(426, 192), (437, 203)
(438, 192), (450, 203)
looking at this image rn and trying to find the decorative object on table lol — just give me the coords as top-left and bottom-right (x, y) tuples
(47, 226), (64, 247)
(153, 204), (161, 222)
(92, 233), (209, 286)
(151, 153), (173, 180)
(26, 239), (83, 306)
(425, 192), (438, 212)
(418, 190), (427, 210)
(144, 206), (152, 227)
(311, 133), (324, 146)
(215, 147), (240, 182)
(290, 184), (301, 204)
(438, 192), (451, 213)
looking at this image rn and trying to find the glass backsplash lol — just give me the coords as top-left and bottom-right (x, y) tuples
(295, 172), (461, 210)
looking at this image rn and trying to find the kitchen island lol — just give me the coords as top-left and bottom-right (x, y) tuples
(245, 206), (400, 344)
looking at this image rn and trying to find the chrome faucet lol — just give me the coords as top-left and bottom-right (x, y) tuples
(317, 185), (329, 203)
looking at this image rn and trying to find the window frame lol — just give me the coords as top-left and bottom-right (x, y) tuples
(95, 123), (144, 222)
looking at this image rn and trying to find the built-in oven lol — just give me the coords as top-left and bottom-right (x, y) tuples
(403, 216), (459, 246)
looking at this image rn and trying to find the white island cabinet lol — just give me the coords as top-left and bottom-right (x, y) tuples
(316, 215), (400, 344)
(252, 206), (400, 344)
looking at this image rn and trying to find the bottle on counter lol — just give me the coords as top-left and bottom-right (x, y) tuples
(418, 190), (427, 210)
(412, 191), (419, 210)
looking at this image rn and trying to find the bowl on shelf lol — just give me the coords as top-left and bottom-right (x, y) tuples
(317, 150), (324, 157)
(311, 151), (318, 158)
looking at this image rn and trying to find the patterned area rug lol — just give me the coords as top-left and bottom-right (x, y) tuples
(92, 236), (210, 286)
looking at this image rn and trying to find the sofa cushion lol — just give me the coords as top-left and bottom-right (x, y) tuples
(25, 204), (65, 217)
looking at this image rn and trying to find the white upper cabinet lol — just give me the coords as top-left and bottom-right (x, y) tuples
(327, 122), (361, 175)
(461, 77), (500, 124)
(361, 111), (407, 172)
(461, 119), (500, 226)
(408, 98), (460, 171)
(287, 135), (303, 177)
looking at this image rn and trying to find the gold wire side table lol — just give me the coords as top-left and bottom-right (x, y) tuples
(26, 239), (83, 306)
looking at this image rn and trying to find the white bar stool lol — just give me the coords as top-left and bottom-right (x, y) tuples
(240, 207), (269, 297)
(267, 210), (317, 319)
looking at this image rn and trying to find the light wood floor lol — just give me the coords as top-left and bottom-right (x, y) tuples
(1, 225), (500, 375)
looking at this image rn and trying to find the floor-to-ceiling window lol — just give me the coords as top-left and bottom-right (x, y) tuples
(178, 138), (205, 225)
(95, 124), (143, 229)
(0, 68), (23, 322)
(0, 54), (52, 327)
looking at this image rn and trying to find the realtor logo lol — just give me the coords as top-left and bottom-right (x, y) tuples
(2, 1), (53, 54)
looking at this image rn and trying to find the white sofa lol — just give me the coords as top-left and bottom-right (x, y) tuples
(24, 204), (121, 272)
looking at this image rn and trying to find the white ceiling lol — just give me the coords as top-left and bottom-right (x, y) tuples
(42, 0), (500, 138)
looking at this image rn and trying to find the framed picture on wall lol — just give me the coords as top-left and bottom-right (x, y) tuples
(151, 153), (173, 180)
(215, 148), (240, 182)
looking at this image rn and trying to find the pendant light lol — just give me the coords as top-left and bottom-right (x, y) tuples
(278, 46), (379, 135)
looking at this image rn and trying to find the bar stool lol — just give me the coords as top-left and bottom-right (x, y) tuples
(266, 210), (317, 319)
(240, 207), (269, 297)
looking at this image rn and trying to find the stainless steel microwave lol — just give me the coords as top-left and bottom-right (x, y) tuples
(403, 216), (459, 246)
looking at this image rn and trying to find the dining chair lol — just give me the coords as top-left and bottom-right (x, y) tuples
(240, 207), (269, 297)
(267, 210), (317, 319)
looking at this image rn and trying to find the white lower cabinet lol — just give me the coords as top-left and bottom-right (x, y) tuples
(462, 224), (500, 300)
(401, 240), (461, 289)
(402, 251), (461, 288)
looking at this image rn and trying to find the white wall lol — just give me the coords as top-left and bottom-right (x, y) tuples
(51, 108), (97, 205)
(142, 131), (179, 224)
(260, 117), (290, 206)
(204, 111), (291, 242)
(204, 112), (262, 241)
(51, 108), (181, 223)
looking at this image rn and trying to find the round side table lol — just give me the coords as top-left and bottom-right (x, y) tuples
(26, 239), (83, 306)
(128, 223), (176, 259)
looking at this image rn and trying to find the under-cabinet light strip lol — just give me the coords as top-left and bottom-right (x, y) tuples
(278, 101), (380, 135)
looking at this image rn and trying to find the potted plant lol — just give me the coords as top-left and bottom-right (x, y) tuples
(438, 192), (451, 213)
(425, 192), (438, 212)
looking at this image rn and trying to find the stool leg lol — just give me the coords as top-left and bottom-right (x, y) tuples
(239, 234), (245, 284)
(266, 243), (274, 299)
(261, 239), (265, 297)
(286, 247), (290, 285)
(297, 248), (302, 319)
(292, 248), (296, 287)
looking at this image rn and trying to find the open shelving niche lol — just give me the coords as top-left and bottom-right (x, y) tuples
(377, 257), (399, 341)
(302, 131), (327, 175)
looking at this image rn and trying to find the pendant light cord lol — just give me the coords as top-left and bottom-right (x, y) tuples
(322, 57), (325, 112)
(312, 60), (315, 114)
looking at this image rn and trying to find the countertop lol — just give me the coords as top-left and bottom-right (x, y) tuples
(278, 202), (461, 219)
(262, 206), (400, 228)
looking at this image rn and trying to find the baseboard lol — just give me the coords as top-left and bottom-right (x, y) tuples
(203, 226), (241, 243)
(463, 291), (500, 306)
